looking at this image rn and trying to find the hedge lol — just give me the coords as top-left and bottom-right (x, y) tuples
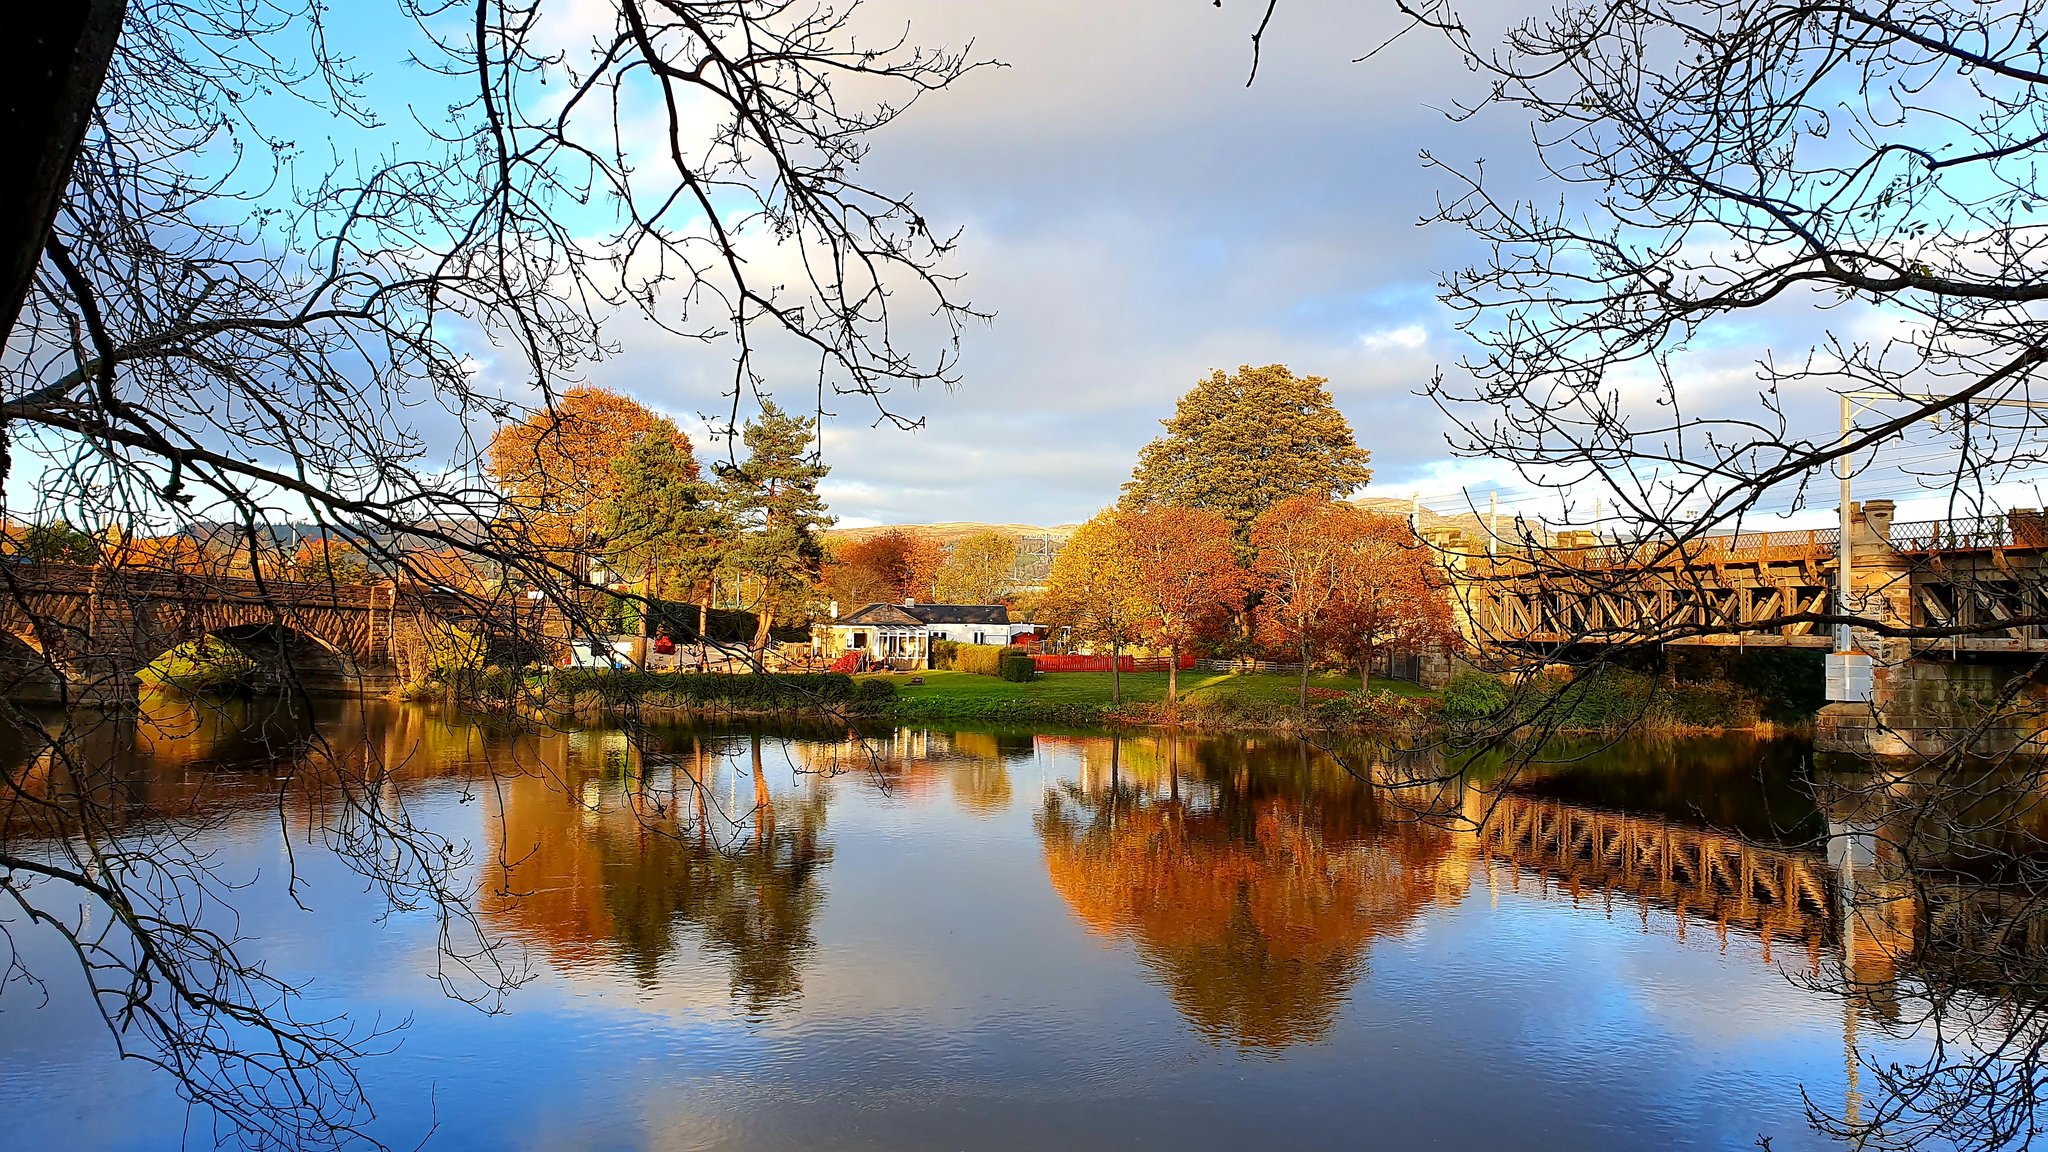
(550, 670), (891, 711)
(998, 649), (1037, 681)
(954, 643), (1009, 677)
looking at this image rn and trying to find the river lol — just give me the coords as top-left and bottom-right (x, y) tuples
(0, 696), (2008, 1150)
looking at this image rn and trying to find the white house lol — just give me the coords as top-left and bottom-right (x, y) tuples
(812, 601), (1036, 670)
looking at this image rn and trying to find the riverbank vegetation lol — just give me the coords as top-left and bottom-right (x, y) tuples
(136, 639), (258, 694)
(522, 664), (1781, 737)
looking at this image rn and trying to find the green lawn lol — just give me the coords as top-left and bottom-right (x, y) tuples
(867, 668), (1432, 709)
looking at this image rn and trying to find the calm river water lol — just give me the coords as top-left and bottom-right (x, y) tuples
(0, 697), (1951, 1150)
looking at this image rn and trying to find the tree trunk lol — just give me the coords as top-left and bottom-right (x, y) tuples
(1298, 641), (1310, 711)
(697, 591), (710, 664)
(1167, 643), (1178, 708)
(1361, 641), (1373, 693)
(2, 0), (124, 349)
(752, 733), (771, 814)
(1111, 638), (1122, 704)
(752, 602), (773, 660)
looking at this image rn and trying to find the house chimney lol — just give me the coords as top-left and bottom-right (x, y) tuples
(903, 596), (916, 607)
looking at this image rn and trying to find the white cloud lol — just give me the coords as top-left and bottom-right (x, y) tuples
(1360, 324), (1429, 351)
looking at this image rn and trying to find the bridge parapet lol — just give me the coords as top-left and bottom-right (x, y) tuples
(0, 562), (546, 702)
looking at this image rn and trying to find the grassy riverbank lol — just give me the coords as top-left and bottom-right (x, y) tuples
(879, 669), (1432, 727)
(531, 664), (1775, 735)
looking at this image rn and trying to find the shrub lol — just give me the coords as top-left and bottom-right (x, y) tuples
(549, 670), (862, 711)
(139, 638), (256, 694)
(853, 678), (898, 707)
(954, 643), (1008, 677)
(1438, 671), (1509, 722)
(426, 626), (486, 679)
(998, 649), (1036, 681)
(1313, 688), (1431, 729)
(930, 639), (960, 670)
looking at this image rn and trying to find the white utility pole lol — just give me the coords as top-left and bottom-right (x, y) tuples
(1837, 393), (1856, 653)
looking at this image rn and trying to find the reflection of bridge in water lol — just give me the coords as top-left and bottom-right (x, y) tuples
(1461, 789), (1837, 967)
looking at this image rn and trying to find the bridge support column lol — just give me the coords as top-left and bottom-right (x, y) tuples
(1818, 502), (2048, 757)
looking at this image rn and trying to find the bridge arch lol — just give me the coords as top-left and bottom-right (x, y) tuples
(0, 627), (66, 704)
(142, 621), (372, 696)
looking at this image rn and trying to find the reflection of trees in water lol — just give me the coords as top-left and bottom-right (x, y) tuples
(1038, 735), (1452, 1049)
(0, 693), (533, 1149)
(482, 731), (830, 1013)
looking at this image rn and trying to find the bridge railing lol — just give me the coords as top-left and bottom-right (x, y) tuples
(1489, 526), (1842, 572)
(1890, 515), (2028, 552)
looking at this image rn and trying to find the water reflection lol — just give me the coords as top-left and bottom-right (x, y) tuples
(14, 700), (2048, 1151)
(1037, 735), (1455, 1048)
(482, 730), (830, 1010)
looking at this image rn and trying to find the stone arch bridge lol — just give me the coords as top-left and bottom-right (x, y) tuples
(0, 562), (548, 702)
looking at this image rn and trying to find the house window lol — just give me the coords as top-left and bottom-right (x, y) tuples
(973, 630), (985, 645)
(851, 631), (868, 649)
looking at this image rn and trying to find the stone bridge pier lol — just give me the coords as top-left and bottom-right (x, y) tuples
(1817, 501), (2048, 759)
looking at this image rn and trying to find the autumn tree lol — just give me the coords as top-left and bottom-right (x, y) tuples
(487, 388), (696, 571)
(1041, 509), (1148, 703)
(721, 400), (833, 655)
(1123, 365), (1372, 547)
(1251, 495), (1366, 709)
(101, 531), (221, 575)
(936, 529), (1019, 604)
(826, 527), (943, 609)
(290, 538), (370, 585)
(1121, 506), (1246, 705)
(1325, 513), (1459, 691)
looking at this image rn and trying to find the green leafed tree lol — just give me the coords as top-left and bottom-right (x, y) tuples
(937, 529), (1020, 604)
(603, 431), (733, 656)
(720, 400), (833, 654)
(1122, 364), (1373, 546)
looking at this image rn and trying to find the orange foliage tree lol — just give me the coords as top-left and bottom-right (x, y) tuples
(824, 528), (942, 609)
(1121, 505), (1246, 705)
(289, 538), (371, 585)
(1253, 497), (1460, 703)
(1251, 495), (1365, 707)
(1326, 512), (1461, 691)
(102, 532), (225, 575)
(485, 387), (697, 571)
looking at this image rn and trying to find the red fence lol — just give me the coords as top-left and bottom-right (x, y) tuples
(1031, 652), (1195, 673)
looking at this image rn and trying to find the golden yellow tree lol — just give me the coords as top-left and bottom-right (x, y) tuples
(1041, 509), (1147, 703)
(937, 529), (1019, 603)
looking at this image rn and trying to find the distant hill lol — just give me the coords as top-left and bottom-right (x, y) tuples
(820, 502), (1523, 598)
(822, 522), (1077, 589)
(822, 522), (1077, 549)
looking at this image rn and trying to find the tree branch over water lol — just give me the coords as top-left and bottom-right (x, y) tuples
(0, 1), (979, 1146)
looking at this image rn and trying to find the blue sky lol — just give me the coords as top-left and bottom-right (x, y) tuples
(27, 0), (2035, 534)
(287, 0), (1508, 528)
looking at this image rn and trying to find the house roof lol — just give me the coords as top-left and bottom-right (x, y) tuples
(834, 603), (927, 627)
(906, 603), (1010, 625)
(833, 602), (1011, 627)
